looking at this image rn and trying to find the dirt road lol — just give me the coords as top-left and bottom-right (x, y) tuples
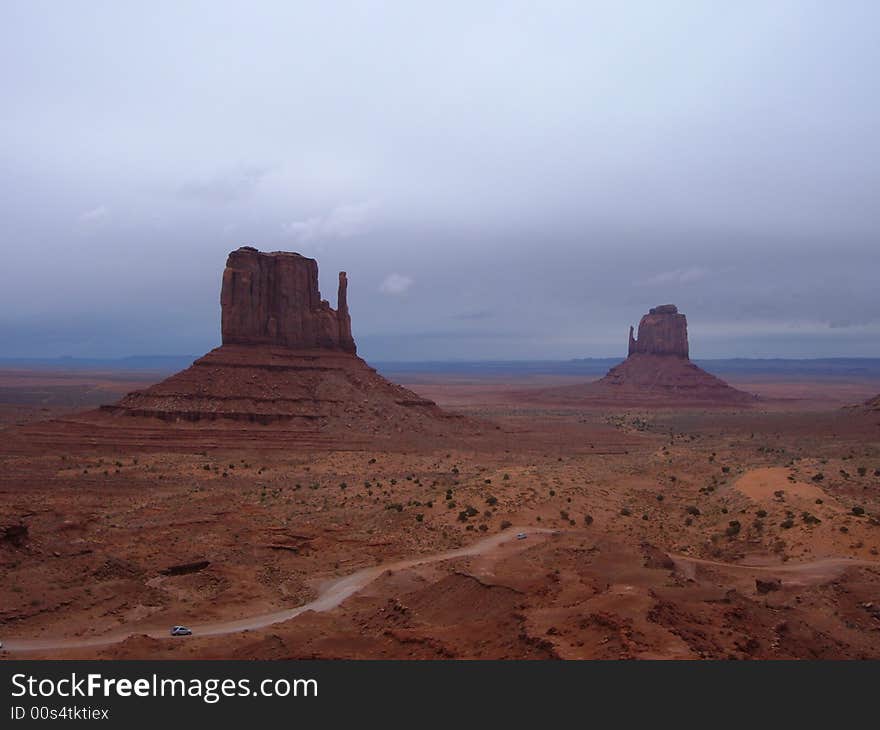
(2, 527), (554, 654)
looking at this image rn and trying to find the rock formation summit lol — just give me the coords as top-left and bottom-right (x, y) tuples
(221, 247), (355, 352)
(628, 304), (689, 358)
(90, 247), (461, 442)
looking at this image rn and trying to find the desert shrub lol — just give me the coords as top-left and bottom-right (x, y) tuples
(811, 473), (824, 482)
(725, 520), (741, 536)
(780, 518), (794, 529)
(756, 509), (767, 518)
(852, 506), (866, 516)
(686, 505), (701, 516)
(486, 496), (498, 506)
(584, 515), (594, 526)
(501, 520), (512, 530)
(620, 507), (631, 516)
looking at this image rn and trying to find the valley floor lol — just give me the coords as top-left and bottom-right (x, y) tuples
(1, 369), (879, 659)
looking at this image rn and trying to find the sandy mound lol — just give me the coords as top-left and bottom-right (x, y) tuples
(734, 467), (841, 510)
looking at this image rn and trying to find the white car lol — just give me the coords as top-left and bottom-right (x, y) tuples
(516, 532), (527, 540)
(170, 626), (192, 636)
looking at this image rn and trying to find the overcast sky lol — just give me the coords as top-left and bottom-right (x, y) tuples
(2, 1), (879, 360)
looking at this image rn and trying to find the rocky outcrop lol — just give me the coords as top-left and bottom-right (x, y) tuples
(597, 304), (753, 403)
(93, 246), (467, 442)
(221, 247), (355, 353)
(518, 304), (754, 406)
(628, 304), (688, 358)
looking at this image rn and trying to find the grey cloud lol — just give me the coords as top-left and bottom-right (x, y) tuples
(1, 2), (879, 360)
(177, 166), (269, 204)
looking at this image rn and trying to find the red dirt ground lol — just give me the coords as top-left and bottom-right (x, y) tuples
(1, 367), (879, 659)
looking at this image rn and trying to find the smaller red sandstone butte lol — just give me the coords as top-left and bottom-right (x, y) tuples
(516, 304), (754, 406)
(599, 304), (753, 403)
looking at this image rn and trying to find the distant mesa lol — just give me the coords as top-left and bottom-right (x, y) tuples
(519, 304), (755, 407)
(87, 246), (465, 442)
(598, 304), (753, 403)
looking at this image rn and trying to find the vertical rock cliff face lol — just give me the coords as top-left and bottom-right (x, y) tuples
(627, 304), (689, 359)
(220, 247), (356, 353)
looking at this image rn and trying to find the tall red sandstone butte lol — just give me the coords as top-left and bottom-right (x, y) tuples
(221, 247), (355, 353)
(83, 246), (466, 442)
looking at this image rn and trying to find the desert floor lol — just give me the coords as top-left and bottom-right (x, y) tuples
(1, 368), (879, 659)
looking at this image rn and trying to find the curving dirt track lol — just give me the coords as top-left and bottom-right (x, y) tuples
(2, 527), (554, 654)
